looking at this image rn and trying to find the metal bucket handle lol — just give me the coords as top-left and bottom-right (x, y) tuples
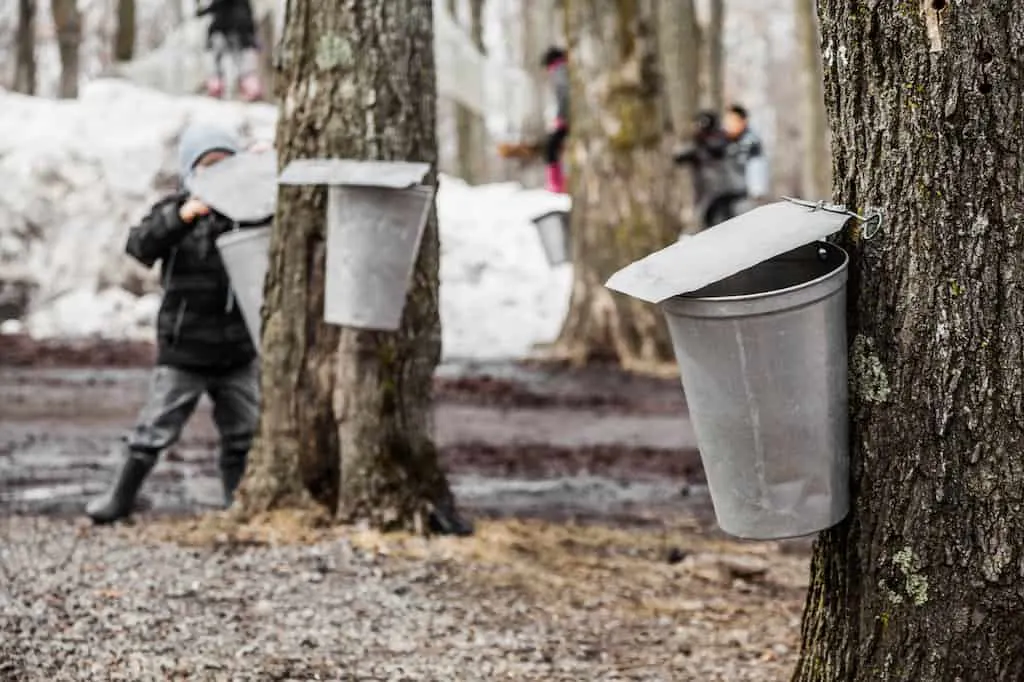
(781, 196), (883, 241)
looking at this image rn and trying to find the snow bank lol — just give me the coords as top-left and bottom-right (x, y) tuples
(437, 178), (571, 360)
(0, 78), (276, 309)
(0, 81), (571, 361)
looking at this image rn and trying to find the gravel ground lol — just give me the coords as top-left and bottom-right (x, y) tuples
(0, 341), (809, 681)
(0, 514), (806, 681)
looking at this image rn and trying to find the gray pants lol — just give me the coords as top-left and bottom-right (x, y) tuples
(206, 32), (259, 82)
(127, 362), (260, 478)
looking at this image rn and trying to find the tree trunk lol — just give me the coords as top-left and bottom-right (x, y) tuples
(655, 0), (701, 234)
(169, 0), (184, 26)
(447, 0), (488, 184)
(114, 0), (135, 63)
(466, 0), (489, 182)
(553, 0), (681, 367)
(521, 0), (550, 138)
(656, 0), (700, 135)
(794, 0), (830, 199)
(793, 3), (1024, 680)
(51, 0), (82, 99)
(237, 0), (455, 532)
(705, 0), (724, 111)
(513, 0), (555, 187)
(256, 9), (275, 99)
(13, 0), (36, 95)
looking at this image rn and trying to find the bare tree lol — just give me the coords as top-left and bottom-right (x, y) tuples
(794, 0), (830, 198)
(656, 0), (701, 234)
(51, 0), (82, 98)
(656, 0), (701, 134)
(114, 0), (135, 62)
(13, 0), (36, 95)
(705, 0), (724, 111)
(447, 0), (489, 183)
(238, 0), (461, 533)
(793, 2), (1024, 679)
(553, 0), (682, 367)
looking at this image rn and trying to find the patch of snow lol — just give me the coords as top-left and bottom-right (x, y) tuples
(437, 177), (572, 360)
(0, 78), (276, 306)
(2, 81), (571, 360)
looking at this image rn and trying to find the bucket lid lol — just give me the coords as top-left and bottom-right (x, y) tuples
(605, 199), (855, 304)
(278, 159), (431, 188)
(531, 209), (569, 226)
(186, 151), (278, 223)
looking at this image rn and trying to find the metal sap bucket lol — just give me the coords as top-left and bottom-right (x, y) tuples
(215, 226), (271, 346)
(323, 184), (434, 330)
(605, 199), (860, 540)
(662, 241), (849, 539)
(278, 159), (434, 331)
(531, 210), (570, 266)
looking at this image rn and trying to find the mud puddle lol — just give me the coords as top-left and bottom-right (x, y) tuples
(1, 341), (709, 527)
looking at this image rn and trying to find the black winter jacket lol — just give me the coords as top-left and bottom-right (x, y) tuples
(197, 0), (257, 47)
(126, 192), (264, 372)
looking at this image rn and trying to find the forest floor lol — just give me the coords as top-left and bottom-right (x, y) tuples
(0, 334), (809, 681)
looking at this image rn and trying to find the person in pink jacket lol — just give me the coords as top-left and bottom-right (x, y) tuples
(541, 46), (570, 194)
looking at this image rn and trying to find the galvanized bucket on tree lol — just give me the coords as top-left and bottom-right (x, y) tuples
(606, 199), (867, 540)
(531, 209), (571, 266)
(215, 226), (271, 346)
(279, 159), (434, 331)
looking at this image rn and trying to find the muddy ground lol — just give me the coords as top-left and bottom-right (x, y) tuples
(0, 335), (811, 680)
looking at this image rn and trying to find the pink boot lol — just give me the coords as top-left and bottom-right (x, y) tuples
(545, 163), (567, 194)
(205, 77), (225, 98)
(239, 74), (264, 102)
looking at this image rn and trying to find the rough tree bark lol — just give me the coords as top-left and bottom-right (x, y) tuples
(793, 2), (1024, 680)
(656, 0), (700, 135)
(13, 0), (36, 95)
(114, 0), (135, 63)
(656, 0), (701, 234)
(236, 0), (457, 532)
(705, 0), (724, 111)
(794, 0), (830, 198)
(51, 0), (82, 99)
(553, 0), (681, 367)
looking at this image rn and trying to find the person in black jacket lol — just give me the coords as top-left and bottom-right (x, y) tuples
(197, 0), (262, 101)
(673, 110), (738, 230)
(86, 123), (267, 524)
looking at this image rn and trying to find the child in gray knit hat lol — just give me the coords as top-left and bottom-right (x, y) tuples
(86, 122), (267, 524)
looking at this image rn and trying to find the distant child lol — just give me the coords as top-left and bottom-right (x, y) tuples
(541, 46), (570, 194)
(197, 0), (263, 101)
(86, 123), (267, 524)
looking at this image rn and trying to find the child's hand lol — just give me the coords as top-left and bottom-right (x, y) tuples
(179, 198), (211, 223)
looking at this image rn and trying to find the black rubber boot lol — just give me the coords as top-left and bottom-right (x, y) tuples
(85, 448), (157, 524)
(219, 450), (247, 507)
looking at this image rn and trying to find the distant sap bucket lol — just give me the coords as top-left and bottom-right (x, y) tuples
(605, 200), (855, 540)
(216, 226), (272, 347)
(278, 159), (434, 332)
(531, 210), (571, 267)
